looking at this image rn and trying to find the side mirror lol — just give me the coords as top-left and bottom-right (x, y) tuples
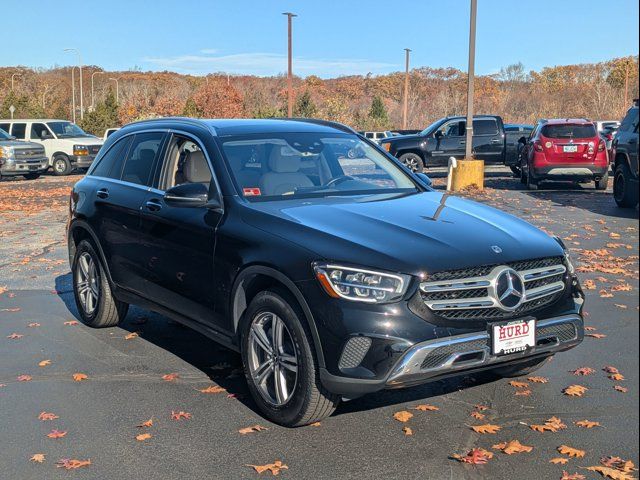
(164, 183), (209, 208)
(41, 133), (53, 140)
(434, 130), (444, 139)
(518, 136), (527, 145)
(415, 172), (433, 188)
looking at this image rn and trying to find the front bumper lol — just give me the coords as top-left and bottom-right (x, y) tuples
(0, 157), (49, 176)
(70, 155), (96, 168)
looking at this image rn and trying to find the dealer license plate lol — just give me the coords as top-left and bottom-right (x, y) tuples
(491, 319), (536, 356)
(563, 145), (578, 153)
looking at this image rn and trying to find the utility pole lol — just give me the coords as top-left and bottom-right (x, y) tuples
(624, 60), (630, 107)
(109, 78), (120, 104)
(42, 84), (50, 111)
(11, 72), (22, 91)
(464, 0), (477, 160)
(283, 12), (297, 117)
(91, 71), (104, 110)
(402, 48), (411, 130)
(64, 48), (84, 120)
(70, 67), (77, 123)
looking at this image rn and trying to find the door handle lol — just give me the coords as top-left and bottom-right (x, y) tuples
(96, 188), (109, 199)
(459, 140), (466, 144)
(491, 139), (502, 144)
(144, 199), (163, 212)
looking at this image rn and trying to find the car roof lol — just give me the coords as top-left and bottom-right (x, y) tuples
(0, 119), (71, 123)
(542, 118), (593, 125)
(123, 117), (357, 136)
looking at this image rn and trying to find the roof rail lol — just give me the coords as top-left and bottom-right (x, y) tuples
(124, 116), (206, 128)
(281, 117), (357, 134)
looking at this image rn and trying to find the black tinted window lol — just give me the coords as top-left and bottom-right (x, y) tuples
(30, 123), (50, 140)
(90, 136), (133, 179)
(620, 109), (638, 132)
(473, 119), (498, 135)
(541, 124), (596, 139)
(121, 133), (165, 186)
(12, 123), (26, 139)
(0, 123), (10, 133)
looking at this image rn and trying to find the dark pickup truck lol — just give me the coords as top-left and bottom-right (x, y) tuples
(380, 115), (516, 172)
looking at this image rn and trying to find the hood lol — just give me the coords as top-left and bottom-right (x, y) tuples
(244, 192), (563, 277)
(62, 136), (102, 145)
(0, 140), (44, 150)
(381, 134), (421, 143)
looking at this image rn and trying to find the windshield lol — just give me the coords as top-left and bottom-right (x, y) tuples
(541, 124), (596, 139)
(47, 121), (91, 138)
(220, 133), (418, 200)
(0, 128), (10, 140)
(419, 118), (447, 136)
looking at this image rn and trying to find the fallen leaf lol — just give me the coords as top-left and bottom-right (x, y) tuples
(530, 416), (567, 433)
(171, 411), (192, 420)
(17, 374), (32, 382)
(413, 404), (439, 411)
(63, 321), (78, 326)
(72, 373), (88, 382)
(604, 366), (620, 374)
(493, 440), (533, 454)
(509, 381), (529, 388)
(136, 418), (153, 428)
(587, 333), (608, 339)
(38, 412), (59, 421)
(246, 460), (288, 475)
(609, 373), (625, 381)
(47, 430), (67, 439)
(600, 456), (636, 473)
(515, 389), (532, 396)
(614, 386), (628, 393)
(124, 332), (139, 340)
(572, 367), (595, 376)
(550, 457), (570, 465)
(474, 404), (489, 411)
(471, 411), (486, 420)
(136, 433), (152, 441)
(563, 385), (588, 397)
(6, 333), (23, 339)
(30, 454), (45, 463)
(585, 466), (635, 480)
(198, 385), (226, 394)
(56, 458), (91, 470)
(403, 426), (413, 436)
(575, 420), (601, 429)
(239, 425), (268, 435)
(38, 360), (51, 367)
(471, 424), (501, 434)
(451, 448), (494, 464)
(393, 411), (413, 423)
(558, 445), (586, 458)
(561, 472), (586, 480)
(583, 280), (596, 290)
(528, 376), (549, 383)
(162, 373), (179, 382)
(27, 323), (41, 328)
(309, 422), (321, 427)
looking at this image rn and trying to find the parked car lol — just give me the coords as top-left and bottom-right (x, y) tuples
(600, 124), (619, 163)
(0, 119), (103, 175)
(519, 119), (609, 190)
(379, 115), (507, 172)
(595, 120), (620, 133)
(67, 117), (584, 426)
(359, 131), (395, 144)
(0, 127), (49, 180)
(103, 127), (120, 141)
(504, 124), (534, 176)
(612, 100), (639, 208)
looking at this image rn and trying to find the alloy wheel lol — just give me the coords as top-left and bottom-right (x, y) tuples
(404, 157), (420, 172)
(247, 312), (298, 406)
(76, 252), (99, 315)
(54, 159), (66, 173)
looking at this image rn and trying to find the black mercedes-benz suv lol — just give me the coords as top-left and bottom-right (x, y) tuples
(67, 118), (584, 426)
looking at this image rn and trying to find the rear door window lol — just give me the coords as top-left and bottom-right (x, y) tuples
(541, 124), (596, 139)
(473, 119), (499, 135)
(121, 132), (166, 186)
(90, 136), (133, 179)
(11, 123), (26, 139)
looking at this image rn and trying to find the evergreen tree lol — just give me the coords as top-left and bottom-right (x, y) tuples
(294, 91), (317, 118)
(368, 96), (389, 127)
(182, 97), (201, 118)
(78, 89), (119, 136)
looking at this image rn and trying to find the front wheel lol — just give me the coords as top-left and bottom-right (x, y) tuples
(491, 356), (553, 378)
(399, 153), (424, 173)
(52, 155), (72, 176)
(241, 290), (340, 427)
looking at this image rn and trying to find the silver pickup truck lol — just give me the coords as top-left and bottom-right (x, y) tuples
(0, 127), (49, 180)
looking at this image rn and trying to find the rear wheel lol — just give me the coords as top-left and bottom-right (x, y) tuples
(526, 170), (539, 190)
(614, 163), (639, 207)
(52, 154), (72, 176)
(399, 153), (424, 173)
(72, 239), (128, 327)
(241, 289), (340, 427)
(595, 171), (609, 191)
(492, 356), (552, 378)
(509, 165), (521, 177)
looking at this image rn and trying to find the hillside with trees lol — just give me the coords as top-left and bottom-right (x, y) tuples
(1, 56), (637, 136)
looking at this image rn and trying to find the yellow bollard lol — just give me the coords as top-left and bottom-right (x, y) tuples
(448, 159), (485, 192)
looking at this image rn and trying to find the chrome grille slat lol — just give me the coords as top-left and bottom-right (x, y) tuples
(420, 257), (566, 320)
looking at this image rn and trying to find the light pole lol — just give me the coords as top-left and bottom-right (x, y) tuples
(402, 48), (411, 130)
(91, 71), (104, 110)
(70, 66), (77, 123)
(42, 84), (50, 111)
(464, 0), (478, 160)
(64, 48), (84, 120)
(109, 78), (120, 105)
(11, 72), (22, 91)
(283, 12), (297, 118)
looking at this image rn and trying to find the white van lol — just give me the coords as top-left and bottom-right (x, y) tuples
(0, 119), (103, 175)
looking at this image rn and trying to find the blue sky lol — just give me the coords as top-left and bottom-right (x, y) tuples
(3, 0), (638, 77)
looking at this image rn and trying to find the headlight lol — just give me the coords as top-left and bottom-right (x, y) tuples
(0, 146), (15, 158)
(73, 145), (89, 156)
(313, 262), (410, 303)
(554, 236), (575, 275)
(382, 142), (391, 152)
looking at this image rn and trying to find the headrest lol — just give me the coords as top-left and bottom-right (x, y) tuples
(139, 149), (155, 162)
(269, 145), (301, 173)
(183, 150), (212, 184)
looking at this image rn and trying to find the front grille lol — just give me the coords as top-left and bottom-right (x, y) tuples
(14, 148), (46, 160)
(537, 323), (577, 343)
(338, 336), (372, 370)
(89, 145), (101, 155)
(420, 338), (488, 369)
(420, 257), (566, 321)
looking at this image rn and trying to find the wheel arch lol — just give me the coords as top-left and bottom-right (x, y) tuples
(68, 221), (114, 285)
(231, 265), (325, 368)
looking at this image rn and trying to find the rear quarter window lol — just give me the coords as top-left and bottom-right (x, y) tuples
(541, 124), (596, 139)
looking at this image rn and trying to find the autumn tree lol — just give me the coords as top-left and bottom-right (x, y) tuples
(193, 78), (244, 118)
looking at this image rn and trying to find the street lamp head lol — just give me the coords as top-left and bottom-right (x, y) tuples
(282, 12), (297, 17)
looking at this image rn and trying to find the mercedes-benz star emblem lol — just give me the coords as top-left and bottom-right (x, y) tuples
(491, 245), (503, 254)
(494, 268), (525, 311)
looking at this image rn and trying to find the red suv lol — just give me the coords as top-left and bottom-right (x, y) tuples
(520, 119), (609, 190)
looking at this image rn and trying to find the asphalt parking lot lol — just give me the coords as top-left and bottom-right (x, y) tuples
(0, 167), (638, 480)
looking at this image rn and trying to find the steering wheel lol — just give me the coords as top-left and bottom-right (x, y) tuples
(324, 175), (355, 188)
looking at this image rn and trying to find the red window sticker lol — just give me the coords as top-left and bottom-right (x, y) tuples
(243, 187), (262, 196)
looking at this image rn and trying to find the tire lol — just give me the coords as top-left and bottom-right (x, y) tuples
(520, 168), (527, 185)
(23, 173), (41, 180)
(491, 356), (552, 378)
(614, 163), (639, 208)
(52, 154), (72, 176)
(595, 171), (609, 191)
(526, 170), (539, 190)
(241, 289), (340, 427)
(72, 239), (128, 327)
(399, 153), (424, 173)
(509, 165), (521, 177)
